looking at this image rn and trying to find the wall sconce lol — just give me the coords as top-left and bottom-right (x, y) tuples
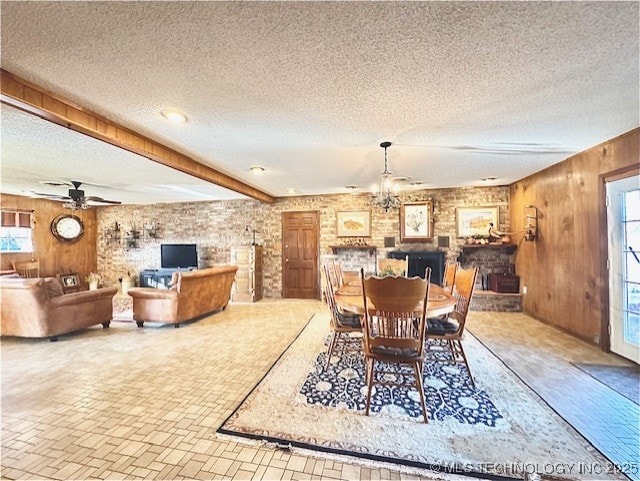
(245, 225), (259, 246)
(524, 205), (538, 241)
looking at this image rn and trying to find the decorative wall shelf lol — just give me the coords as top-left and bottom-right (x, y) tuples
(102, 222), (162, 249)
(103, 222), (123, 245)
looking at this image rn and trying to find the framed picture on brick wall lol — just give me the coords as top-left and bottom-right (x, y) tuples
(456, 206), (499, 237)
(336, 210), (371, 237)
(400, 201), (433, 242)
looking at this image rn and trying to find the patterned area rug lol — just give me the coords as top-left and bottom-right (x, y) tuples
(112, 295), (133, 321)
(218, 314), (622, 480)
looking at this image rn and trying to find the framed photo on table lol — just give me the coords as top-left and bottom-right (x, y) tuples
(456, 206), (499, 237)
(400, 201), (433, 242)
(58, 273), (81, 293)
(336, 210), (371, 237)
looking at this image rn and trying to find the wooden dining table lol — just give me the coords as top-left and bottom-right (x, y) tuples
(334, 281), (456, 318)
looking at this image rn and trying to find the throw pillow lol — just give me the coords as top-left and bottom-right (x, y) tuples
(43, 277), (64, 298)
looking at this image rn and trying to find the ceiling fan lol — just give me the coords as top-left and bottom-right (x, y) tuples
(31, 180), (122, 209)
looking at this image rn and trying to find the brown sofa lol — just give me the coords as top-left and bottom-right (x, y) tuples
(127, 265), (238, 327)
(0, 277), (118, 341)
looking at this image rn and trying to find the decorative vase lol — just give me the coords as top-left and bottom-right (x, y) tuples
(121, 278), (135, 295)
(89, 281), (98, 291)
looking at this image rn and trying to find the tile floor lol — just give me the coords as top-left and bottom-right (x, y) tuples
(467, 313), (639, 475)
(1, 300), (638, 480)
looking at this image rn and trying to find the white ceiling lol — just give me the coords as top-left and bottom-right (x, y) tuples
(1, 1), (638, 204)
(1, 105), (247, 204)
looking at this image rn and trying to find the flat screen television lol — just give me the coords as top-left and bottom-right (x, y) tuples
(161, 243), (198, 269)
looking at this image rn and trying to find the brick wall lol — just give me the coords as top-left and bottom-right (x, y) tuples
(97, 186), (509, 297)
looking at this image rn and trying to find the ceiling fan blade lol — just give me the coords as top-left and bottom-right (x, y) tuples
(30, 191), (70, 200)
(85, 196), (122, 205)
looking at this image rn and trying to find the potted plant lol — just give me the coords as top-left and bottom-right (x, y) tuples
(86, 272), (103, 290)
(119, 270), (137, 294)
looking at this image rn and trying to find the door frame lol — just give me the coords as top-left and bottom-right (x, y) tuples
(599, 162), (640, 352)
(281, 210), (320, 299)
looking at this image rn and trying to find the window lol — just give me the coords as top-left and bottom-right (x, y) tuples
(622, 189), (640, 346)
(0, 211), (34, 253)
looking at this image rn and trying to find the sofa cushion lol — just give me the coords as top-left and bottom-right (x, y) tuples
(337, 311), (361, 328)
(427, 317), (460, 335)
(170, 272), (180, 290)
(43, 278), (64, 299)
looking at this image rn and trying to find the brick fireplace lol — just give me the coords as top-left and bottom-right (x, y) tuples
(457, 244), (522, 312)
(388, 251), (445, 284)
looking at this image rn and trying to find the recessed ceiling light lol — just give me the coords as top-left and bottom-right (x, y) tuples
(345, 185), (358, 190)
(249, 166), (265, 174)
(286, 188), (297, 194)
(161, 109), (187, 123)
(482, 176), (497, 182)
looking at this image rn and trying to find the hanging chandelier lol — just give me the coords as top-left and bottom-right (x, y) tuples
(63, 198), (89, 210)
(371, 141), (400, 212)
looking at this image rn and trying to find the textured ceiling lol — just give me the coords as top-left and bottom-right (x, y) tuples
(1, 1), (638, 203)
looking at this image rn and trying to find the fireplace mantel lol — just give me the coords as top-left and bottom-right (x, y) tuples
(460, 243), (517, 255)
(329, 245), (377, 255)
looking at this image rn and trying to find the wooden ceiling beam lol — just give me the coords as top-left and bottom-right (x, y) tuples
(0, 69), (275, 203)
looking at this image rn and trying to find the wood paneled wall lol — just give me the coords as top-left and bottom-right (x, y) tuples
(0, 193), (97, 280)
(509, 129), (639, 345)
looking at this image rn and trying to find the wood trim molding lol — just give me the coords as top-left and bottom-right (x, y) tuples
(0, 69), (275, 204)
(598, 162), (640, 352)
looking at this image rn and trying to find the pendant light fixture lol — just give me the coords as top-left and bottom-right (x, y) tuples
(371, 141), (400, 212)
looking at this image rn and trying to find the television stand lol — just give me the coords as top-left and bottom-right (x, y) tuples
(139, 268), (195, 289)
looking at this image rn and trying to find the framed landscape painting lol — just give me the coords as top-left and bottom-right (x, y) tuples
(336, 210), (371, 237)
(456, 206), (499, 237)
(400, 201), (433, 242)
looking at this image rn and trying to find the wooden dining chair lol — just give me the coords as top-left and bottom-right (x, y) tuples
(442, 262), (459, 294)
(425, 266), (479, 387)
(325, 261), (340, 289)
(332, 260), (345, 287)
(11, 259), (40, 278)
(321, 265), (362, 371)
(376, 255), (409, 277)
(360, 267), (432, 423)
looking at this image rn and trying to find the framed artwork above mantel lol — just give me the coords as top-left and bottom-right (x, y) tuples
(400, 201), (433, 242)
(456, 206), (499, 237)
(336, 210), (371, 237)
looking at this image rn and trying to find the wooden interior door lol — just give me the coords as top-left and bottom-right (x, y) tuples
(283, 211), (319, 299)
